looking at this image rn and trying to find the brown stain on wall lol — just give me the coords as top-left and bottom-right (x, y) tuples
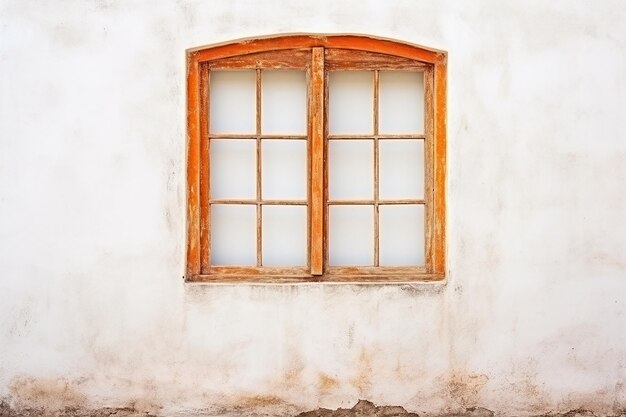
(318, 373), (339, 391)
(512, 378), (551, 414)
(555, 389), (620, 416)
(123, 398), (162, 416)
(207, 394), (302, 417)
(281, 348), (306, 389)
(5, 376), (164, 416)
(317, 373), (340, 400)
(238, 394), (286, 407)
(614, 381), (626, 413)
(8, 376), (86, 411)
(283, 364), (304, 387)
(0, 401), (160, 417)
(2, 400), (621, 417)
(1, 377), (622, 417)
(349, 349), (374, 397)
(499, 360), (551, 414)
(446, 371), (489, 408)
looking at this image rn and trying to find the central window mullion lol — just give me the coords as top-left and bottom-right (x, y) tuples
(309, 47), (325, 275)
(256, 68), (263, 267)
(373, 70), (380, 267)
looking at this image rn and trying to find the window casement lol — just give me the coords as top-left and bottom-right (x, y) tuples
(186, 34), (446, 283)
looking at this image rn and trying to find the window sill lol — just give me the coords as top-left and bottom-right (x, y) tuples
(185, 272), (445, 284)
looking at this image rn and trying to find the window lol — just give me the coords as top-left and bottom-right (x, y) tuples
(186, 34), (446, 283)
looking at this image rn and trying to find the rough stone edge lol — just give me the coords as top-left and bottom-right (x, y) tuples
(2, 400), (625, 417)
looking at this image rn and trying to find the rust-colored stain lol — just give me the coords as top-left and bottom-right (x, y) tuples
(318, 373), (339, 391)
(446, 371), (489, 408)
(283, 365), (304, 387)
(349, 349), (374, 396)
(281, 351), (305, 388)
(238, 394), (286, 408)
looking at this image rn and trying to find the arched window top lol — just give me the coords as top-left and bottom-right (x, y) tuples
(187, 33), (446, 66)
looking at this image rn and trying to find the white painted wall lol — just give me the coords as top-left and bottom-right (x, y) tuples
(1, 1), (625, 415)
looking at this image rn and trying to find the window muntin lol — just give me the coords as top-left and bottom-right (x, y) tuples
(186, 34), (447, 282)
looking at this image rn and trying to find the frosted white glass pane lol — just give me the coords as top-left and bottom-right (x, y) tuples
(379, 140), (424, 199)
(211, 205), (256, 265)
(262, 140), (306, 200)
(329, 71), (373, 134)
(329, 205), (373, 266)
(379, 205), (424, 266)
(262, 206), (307, 266)
(210, 70), (256, 134)
(329, 140), (373, 199)
(210, 139), (256, 199)
(262, 70), (306, 134)
(379, 71), (424, 134)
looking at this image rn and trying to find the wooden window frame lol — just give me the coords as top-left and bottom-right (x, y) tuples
(186, 34), (447, 283)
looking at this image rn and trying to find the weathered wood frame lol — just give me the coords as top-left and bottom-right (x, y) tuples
(186, 34), (447, 283)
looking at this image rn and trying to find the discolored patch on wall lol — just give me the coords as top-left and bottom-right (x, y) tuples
(280, 345), (306, 389)
(317, 373), (340, 395)
(555, 389), (618, 417)
(231, 394), (286, 409)
(614, 381), (626, 413)
(203, 394), (302, 417)
(123, 396), (162, 416)
(349, 349), (375, 397)
(498, 361), (552, 414)
(0, 400), (160, 417)
(445, 371), (489, 408)
(8, 376), (86, 411)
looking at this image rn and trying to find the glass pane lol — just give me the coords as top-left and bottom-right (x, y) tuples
(379, 205), (424, 266)
(211, 205), (256, 265)
(379, 71), (424, 134)
(262, 206), (307, 266)
(262, 70), (307, 134)
(379, 140), (424, 199)
(210, 70), (256, 134)
(210, 139), (256, 199)
(329, 205), (373, 266)
(329, 140), (373, 199)
(262, 140), (306, 200)
(329, 71), (373, 134)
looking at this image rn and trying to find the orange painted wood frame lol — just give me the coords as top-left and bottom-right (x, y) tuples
(186, 34), (447, 283)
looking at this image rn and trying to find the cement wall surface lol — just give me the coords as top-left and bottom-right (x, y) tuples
(1, 1), (625, 416)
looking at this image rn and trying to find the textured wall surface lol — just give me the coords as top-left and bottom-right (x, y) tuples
(1, 1), (625, 416)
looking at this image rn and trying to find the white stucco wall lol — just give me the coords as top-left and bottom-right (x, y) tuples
(1, 1), (625, 416)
